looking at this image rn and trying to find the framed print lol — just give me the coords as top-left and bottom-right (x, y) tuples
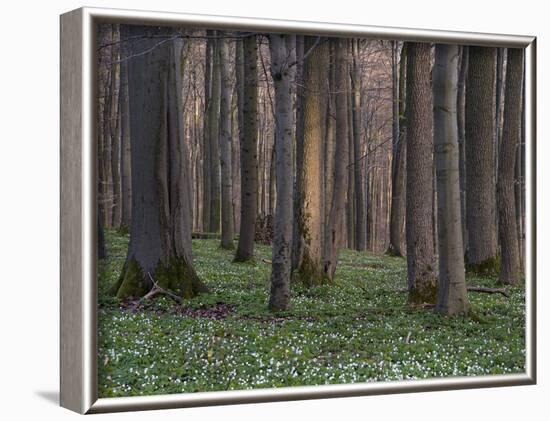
(60, 7), (536, 414)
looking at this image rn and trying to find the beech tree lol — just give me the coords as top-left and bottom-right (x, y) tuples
(111, 27), (208, 298)
(296, 36), (329, 286)
(498, 48), (524, 285)
(405, 42), (437, 305)
(323, 38), (349, 280)
(268, 34), (297, 310)
(234, 34), (259, 262)
(219, 35), (234, 249)
(465, 47), (498, 271)
(433, 43), (469, 315)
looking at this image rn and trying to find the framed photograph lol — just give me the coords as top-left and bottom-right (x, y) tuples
(60, 7), (536, 414)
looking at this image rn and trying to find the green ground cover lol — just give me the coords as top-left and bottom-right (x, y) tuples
(98, 230), (525, 397)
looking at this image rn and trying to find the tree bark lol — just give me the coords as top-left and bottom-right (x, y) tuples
(119, 25), (132, 231)
(268, 34), (296, 311)
(111, 26), (207, 299)
(433, 44), (470, 315)
(457, 46), (468, 253)
(234, 34), (259, 262)
(219, 35), (234, 249)
(465, 47), (498, 271)
(387, 42), (407, 257)
(405, 42), (437, 305)
(209, 33), (222, 233)
(498, 48), (523, 285)
(351, 39), (366, 251)
(323, 38), (349, 281)
(296, 36), (329, 286)
(202, 33), (213, 231)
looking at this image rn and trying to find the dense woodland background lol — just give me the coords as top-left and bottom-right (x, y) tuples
(96, 23), (525, 314)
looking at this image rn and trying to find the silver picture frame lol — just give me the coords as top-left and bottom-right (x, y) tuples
(60, 6), (537, 414)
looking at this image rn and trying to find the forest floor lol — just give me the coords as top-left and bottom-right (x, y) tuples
(98, 230), (525, 397)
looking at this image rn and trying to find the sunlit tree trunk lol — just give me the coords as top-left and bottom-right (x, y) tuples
(296, 36), (329, 286)
(209, 33), (221, 233)
(433, 44), (469, 315)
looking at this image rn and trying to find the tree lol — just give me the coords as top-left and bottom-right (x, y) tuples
(498, 48), (524, 285)
(268, 34), (297, 311)
(323, 38), (349, 281)
(433, 44), (469, 315)
(209, 33), (222, 233)
(234, 34), (259, 262)
(296, 36), (329, 286)
(119, 25), (132, 230)
(387, 42), (407, 257)
(111, 27), (208, 298)
(219, 35), (235, 249)
(351, 39), (366, 251)
(457, 46), (468, 252)
(202, 33), (213, 231)
(405, 42), (437, 305)
(465, 47), (498, 271)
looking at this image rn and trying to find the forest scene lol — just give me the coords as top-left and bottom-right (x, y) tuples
(96, 23), (526, 397)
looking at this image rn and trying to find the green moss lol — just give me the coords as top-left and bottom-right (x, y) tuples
(115, 259), (149, 299)
(407, 275), (438, 305)
(296, 252), (327, 288)
(466, 256), (500, 276)
(154, 257), (204, 299)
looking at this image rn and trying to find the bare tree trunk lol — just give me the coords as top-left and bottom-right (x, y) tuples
(219, 35), (234, 249)
(296, 36), (329, 286)
(119, 25), (132, 231)
(231, 87), (241, 235)
(405, 42), (437, 305)
(457, 46), (468, 253)
(324, 43), (336, 232)
(202, 33), (213, 232)
(268, 34), (296, 311)
(465, 47), (498, 271)
(346, 58), (355, 250)
(498, 48), (523, 285)
(433, 44), (469, 315)
(351, 39), (366, 251)
(292, 36), (305, 271)
(109, 25), (122, 228)
(111, 27), (208, 298)
(388, 42), (407, 256)
(209, 33), (222, 233)
(234, 34), (259, 262)
(323, 38), (349, 281)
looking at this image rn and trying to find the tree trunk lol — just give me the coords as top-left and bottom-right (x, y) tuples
(111, 27), (208, 299)
(433, 44), (470, 315)
(405, 42), (437, 305)
(209, 33), (222, 233)
(457, 46), (468, 253)
(323, 38), (349, 281)
(202, 33), (213, 232)
(387, 42), (407, 257)
(119, 25), (132, 231)
(296, 36), (329, 286)
(351, 39), (366, 251)
(234, 34), (259, 262)
(219, 35), (234, 249)
(498, 48), (523, 285)
(268, 34), (296, 311)
(465, 47), (498, 271)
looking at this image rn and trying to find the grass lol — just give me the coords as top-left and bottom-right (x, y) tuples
(98, 229), (526, 397)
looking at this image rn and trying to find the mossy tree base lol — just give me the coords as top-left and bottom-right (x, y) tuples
(466, 256), (500, 276)
(408, 278), (438, 305)
(295, 253), (329, 288)
(111, 257), (208, 299)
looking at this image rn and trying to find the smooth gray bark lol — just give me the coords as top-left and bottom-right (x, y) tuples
(268, 34), (296, 311)
(433, 44), (470, 315)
